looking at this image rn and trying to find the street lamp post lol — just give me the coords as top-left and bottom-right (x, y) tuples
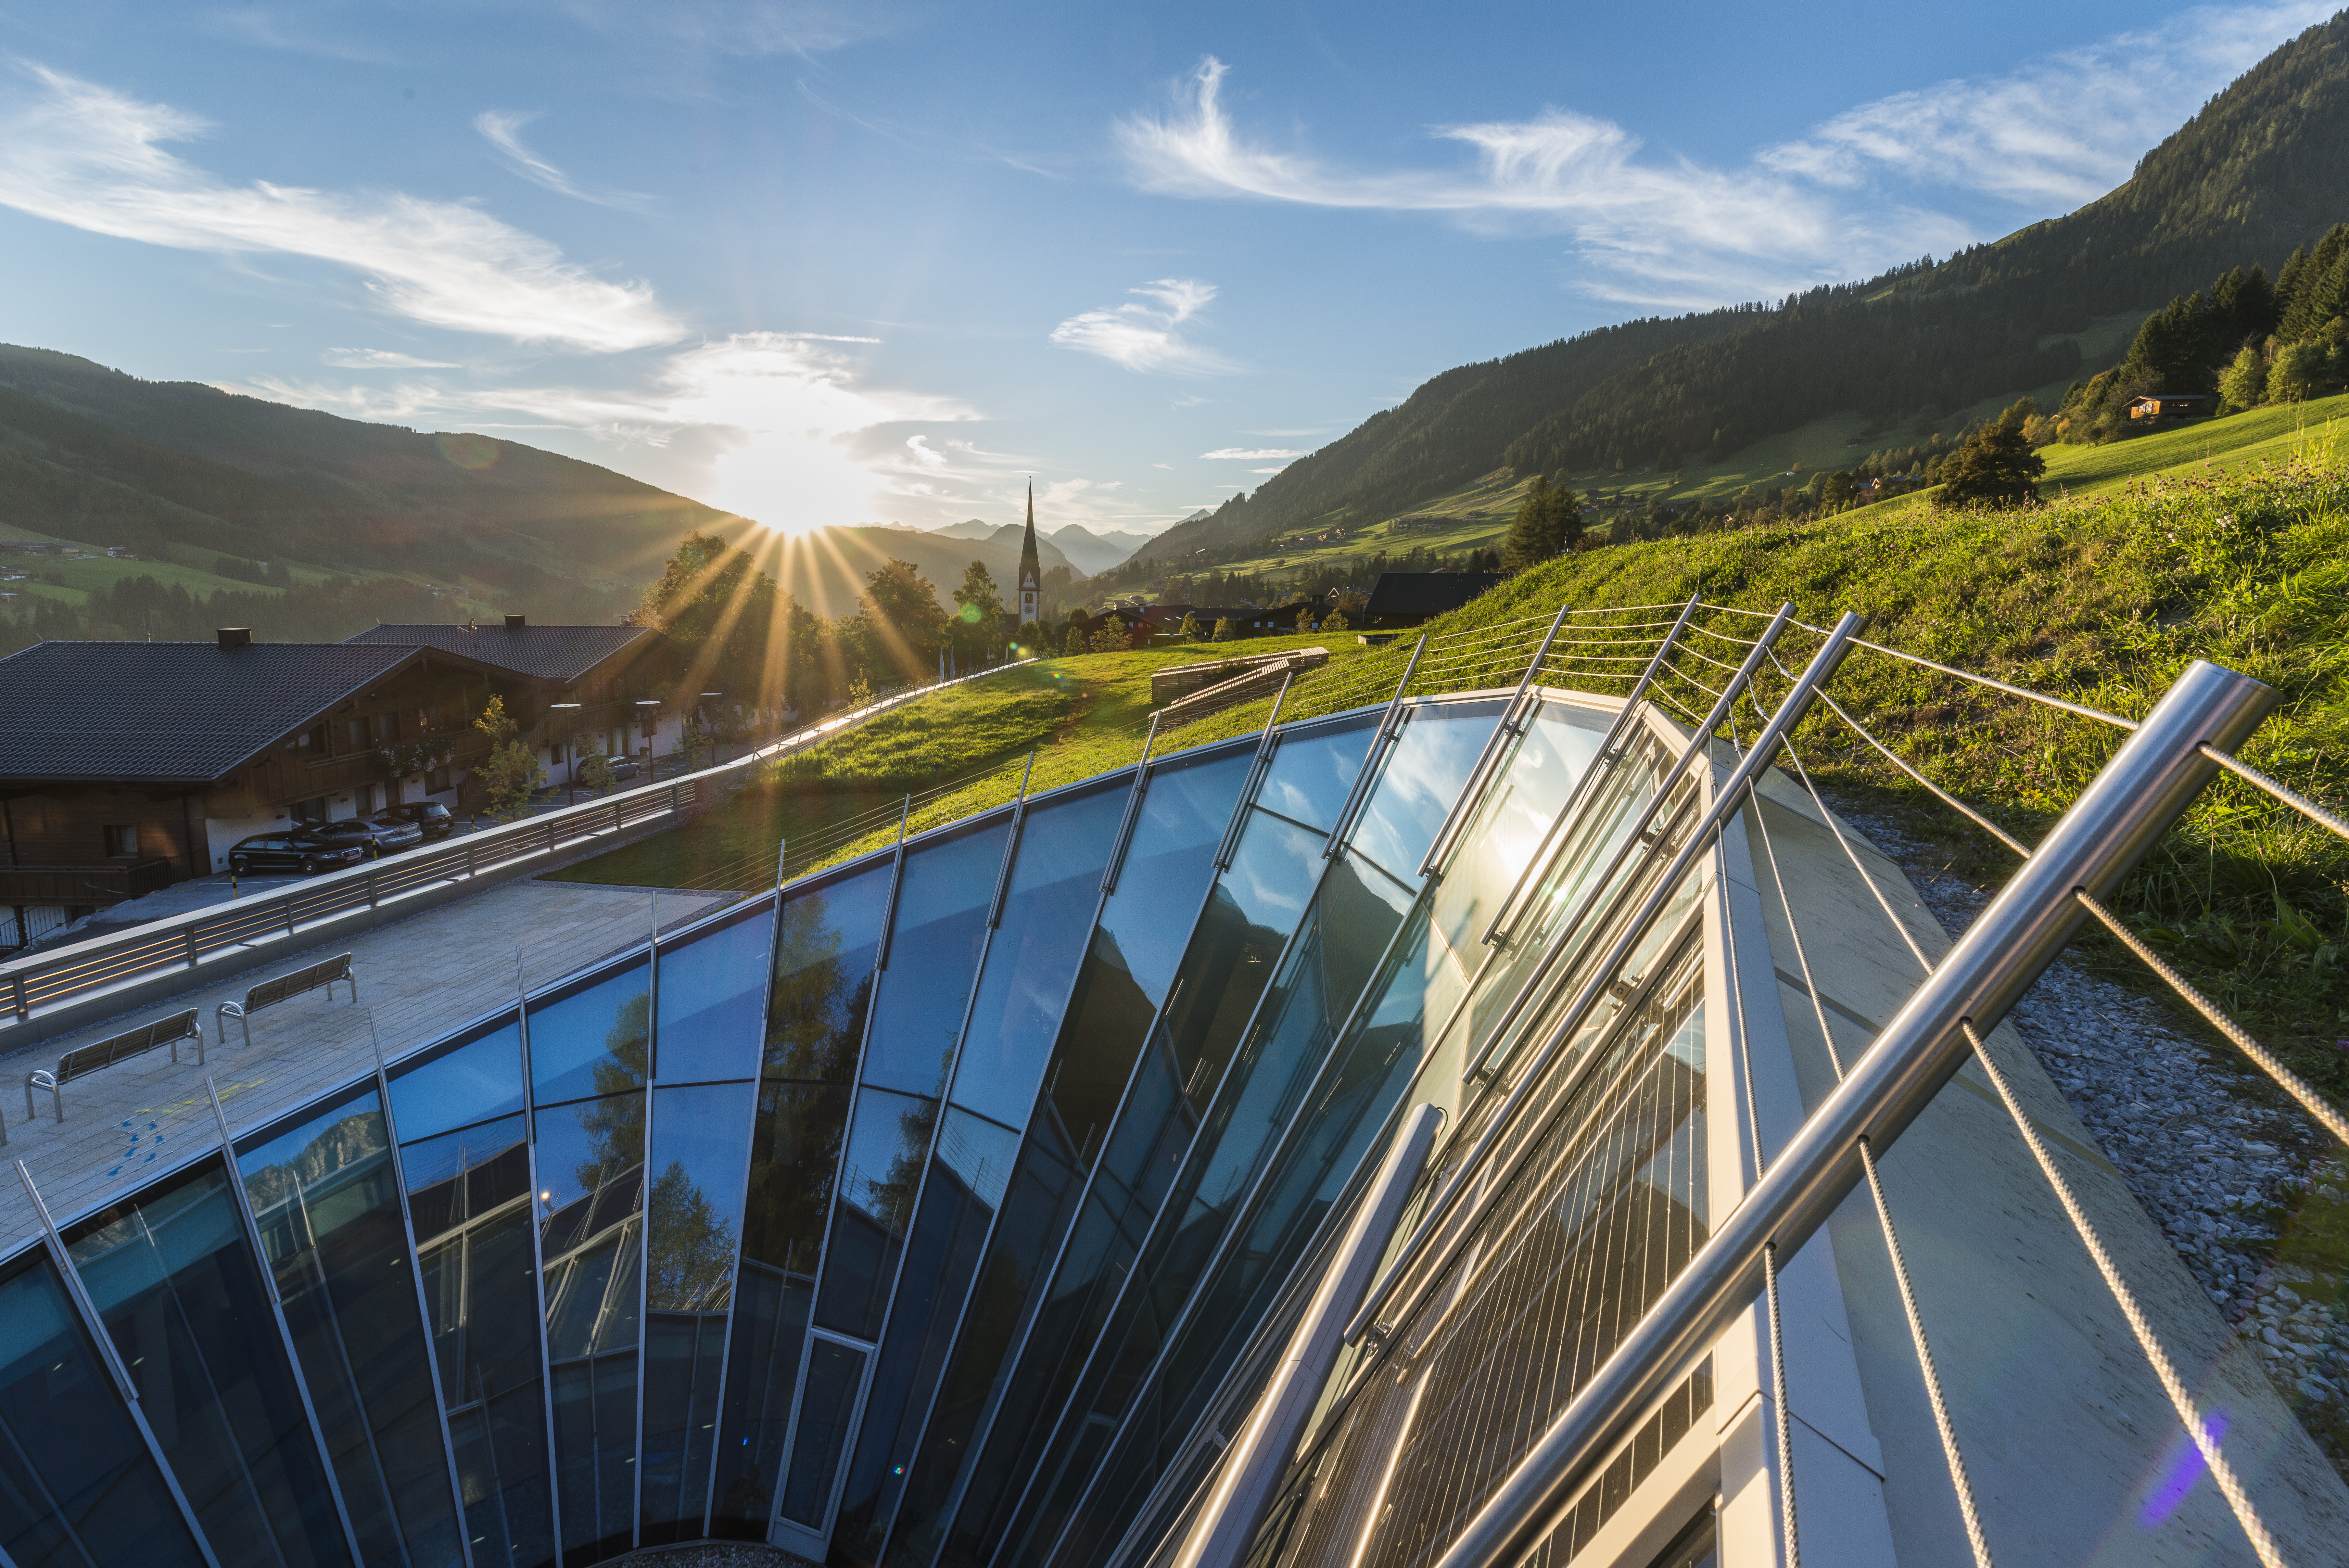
(549, 702), (582, 805)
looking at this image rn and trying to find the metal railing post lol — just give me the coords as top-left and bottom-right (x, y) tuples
(184, 929), (199, 969)
(1167, 1104), (1445, 1568)
(1422, 658), (2277, 1568)
(1324, 636), (1426, 856)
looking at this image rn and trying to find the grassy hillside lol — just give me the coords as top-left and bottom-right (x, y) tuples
(1137, 10), (2349, 566)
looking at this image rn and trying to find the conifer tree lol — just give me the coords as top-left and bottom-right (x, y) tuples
(1936, 423), (2046, 509)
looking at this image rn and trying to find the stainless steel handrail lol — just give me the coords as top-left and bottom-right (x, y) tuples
(1420, 657), (2275, 1568)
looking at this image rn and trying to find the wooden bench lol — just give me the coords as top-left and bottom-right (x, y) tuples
(217, 952), (358, 1049)
(23, 1008), (203, 1124)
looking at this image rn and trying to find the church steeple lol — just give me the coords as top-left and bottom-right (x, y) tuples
(1018, 481), (1042, 627)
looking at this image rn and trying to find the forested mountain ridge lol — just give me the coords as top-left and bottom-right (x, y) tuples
(1137, 9), (2349, 565)
(0, 345), (732, 609)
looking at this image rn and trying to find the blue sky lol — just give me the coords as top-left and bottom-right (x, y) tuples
(0, 1), (2332, 540)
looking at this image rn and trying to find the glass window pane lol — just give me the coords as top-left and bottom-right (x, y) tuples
(646, 1083), (757, 1314)
(1253, 720), (1374, 832)
(528, 962), (650, 1106)
(0, 1252), (211, 1568)
(1094, 751), (1253, 1011)
(389, 1017), (525, 1144)
(66, 1162), (352, 1568)
(639, 1081), (759, 1543)
(537, 1094), (646, 1360)
(238, 1086), (465, 1568)
(830, 1109), (1020, 1567)
(861, 821), (1011, 1098)
(949, 786), (1125, 1131)
(657, 903), (777, 1083)
(780, 1340), (867, 1528)
(768, 866), (894, 1081)
(817, 1088), (938, 1339)
(399, 1107), (552, 1568)
(1427, 702), (1609, 958)
(707, 1078), (851, 1538)
(549, 1353), (636, 1568)
(1343, 700), (1505, 887)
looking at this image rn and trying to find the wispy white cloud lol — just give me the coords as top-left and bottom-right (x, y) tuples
(1200, 446), (1301, 459)
(556, 0), (920, 57)
(1050, 277), (1233, 374)
(202, 8), (397, 64)
(0, 64), (686, 350)
(324, 347), (462, 368)
(474, 110), (652, 210)
(1116, 6), (2334, 305)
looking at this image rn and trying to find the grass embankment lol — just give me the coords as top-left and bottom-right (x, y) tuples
(549, 633), (1374, 888)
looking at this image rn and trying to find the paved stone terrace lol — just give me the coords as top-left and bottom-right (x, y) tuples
(0, 876), (737, 1257)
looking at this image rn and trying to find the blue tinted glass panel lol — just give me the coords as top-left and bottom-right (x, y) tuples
(529, 961), (650, 1105)
(769, 865), (894, 1081)
(645, 1083), (757, 1313)
(657, 903), (776, 1083)
(0, 1253), (209, 1568)
(538, 1094), (646, 1358)
(1095, 751), (1253, 1010)
(639, 1081), (758, 1542)
(1344, 701), (1505, 886)
(950, 786), (1124, 1130)
(401, 1111), (552, 1568)
(862, 821), (1011, 1098)
(830, 1109), (1021, 1566)
(708, 1079), (852, 1537)
(1254, 720), (1374, 831)
(780, 1339), (867, 1527)
(389, 1016), (524, 1142)
(817, 1088), (938, 1339)
(67, 1161), (351, 1568)
(239, 1084), (465, 1568)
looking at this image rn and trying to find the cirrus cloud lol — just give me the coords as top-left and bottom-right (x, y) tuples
(1200, 446), (1302, 459)
(0, 63), (686, 351)
(1050, 277), (1233, 374)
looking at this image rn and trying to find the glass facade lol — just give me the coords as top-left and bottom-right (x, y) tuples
(1, 690), (1750, 1568)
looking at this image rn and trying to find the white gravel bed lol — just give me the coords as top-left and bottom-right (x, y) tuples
(1829, 793), (2349, 1468)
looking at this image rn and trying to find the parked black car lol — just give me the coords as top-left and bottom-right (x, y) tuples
(378, 801), (455, 840)
(320, 816), (425, 856)
(227, 829), (368, 876)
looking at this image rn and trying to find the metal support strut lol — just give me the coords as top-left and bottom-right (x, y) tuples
(1417, 657), (2276, 1568)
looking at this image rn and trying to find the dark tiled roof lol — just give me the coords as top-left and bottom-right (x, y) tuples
(348, 623), (654, 684)
(0, 642), (425, 783)
(1362, 573), (1507, 618)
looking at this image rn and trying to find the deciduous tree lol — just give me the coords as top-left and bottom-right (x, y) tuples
(1936, 423), (2046, 509)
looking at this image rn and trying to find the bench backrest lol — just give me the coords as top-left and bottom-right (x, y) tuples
(243, 952), (352, 1011)
(58, 1008), (200, 1083)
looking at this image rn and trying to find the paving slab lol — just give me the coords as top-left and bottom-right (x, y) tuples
(0, 876), (738, 1255)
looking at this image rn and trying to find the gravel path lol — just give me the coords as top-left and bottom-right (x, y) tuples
(1830, 793), (2349, 1472)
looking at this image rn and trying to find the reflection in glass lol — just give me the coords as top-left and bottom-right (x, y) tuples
(1253, 720), (1373, 832)
(950, 786), (1125, 1131)
(883, 749), (1250, 1568)
(389, 1016), (525, 1144)
(708, 1081), (853, 1537)
(398, 1108), (553, 1568)
(529, 962), (650, 1106)
(535, 1094), (645, 1568)
(767, 866), (893, 1081)
(239, 1084), (465, 1568)
(830, 1110), (1020, 1568)
(817, 1087), (939, 1339)
(64, 1160), (351, 1568)
(1342, 701), (1505, 887)
(780, 1339), (867, 1528)
(639, 1082), (757, 1544)
(0, 1252), (210, 1568)
(862, 821), (1010, 1098)
(657, 903), (777, 1083)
